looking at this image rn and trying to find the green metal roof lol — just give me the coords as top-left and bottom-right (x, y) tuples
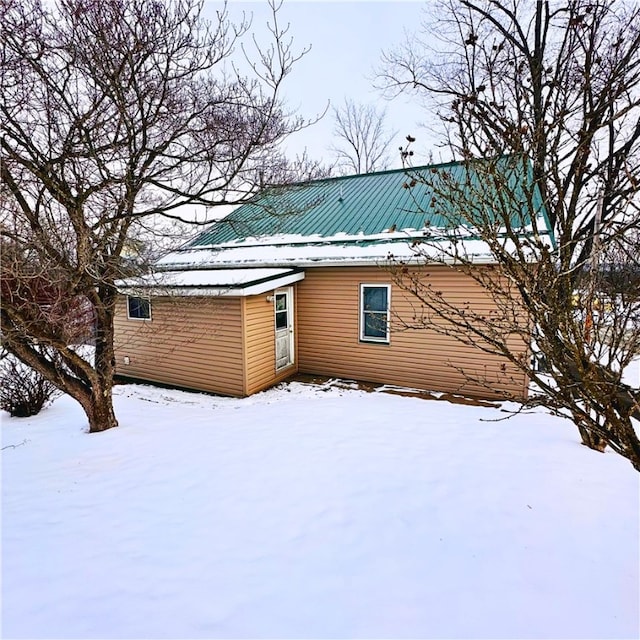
(189, 156), (549, 247)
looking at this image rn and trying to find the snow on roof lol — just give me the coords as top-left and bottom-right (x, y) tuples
(117, 267), (305, 297)
(156, 231), (548, 270)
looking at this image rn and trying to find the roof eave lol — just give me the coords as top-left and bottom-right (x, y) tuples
(118, 270), (305, 298)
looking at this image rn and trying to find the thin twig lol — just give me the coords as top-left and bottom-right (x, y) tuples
(1, 439), (29, 451)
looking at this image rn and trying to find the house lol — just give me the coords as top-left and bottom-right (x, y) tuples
(114, 157), (552, 399)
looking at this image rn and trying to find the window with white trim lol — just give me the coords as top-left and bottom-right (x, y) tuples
(127, 295), (151, 320)
(360, 284), (390, 343)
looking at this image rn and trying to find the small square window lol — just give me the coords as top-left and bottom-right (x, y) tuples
(275, 293), (288, 329)
(360, 284), (390, 343)
(127, 296), (151, 320)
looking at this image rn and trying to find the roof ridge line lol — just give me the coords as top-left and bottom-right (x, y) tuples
(275, 153), (517, 189)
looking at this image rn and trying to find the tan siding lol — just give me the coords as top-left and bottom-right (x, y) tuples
(114, 265), (528, 400)
(297, 266), (529, 400)
(243, 291), (297, 396)
(114, 296), (244, 396)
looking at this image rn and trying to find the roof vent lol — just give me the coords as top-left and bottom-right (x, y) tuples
(338, 185), (344, 202)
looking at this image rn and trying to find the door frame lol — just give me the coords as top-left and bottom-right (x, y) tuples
(274, 286), (294, 370)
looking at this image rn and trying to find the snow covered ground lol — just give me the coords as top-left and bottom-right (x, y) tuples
(2, 379), (638, 639)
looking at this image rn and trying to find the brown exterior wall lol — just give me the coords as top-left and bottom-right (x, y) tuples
(296, 266), (529, 400)
(114, 295), (245, 396)
(243, 292), (298, 396)
(114, 265), (528, 400)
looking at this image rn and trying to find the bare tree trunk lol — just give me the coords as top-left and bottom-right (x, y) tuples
(85, 288), (119, 433)
(576, 423), (607, 452)
(0, 284), (120, 432)
(79, 385), (119, 433)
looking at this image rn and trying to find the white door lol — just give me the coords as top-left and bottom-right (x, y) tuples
(274, 288), (294, 370)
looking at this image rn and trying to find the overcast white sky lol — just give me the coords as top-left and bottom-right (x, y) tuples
(206, 1), (445, 170)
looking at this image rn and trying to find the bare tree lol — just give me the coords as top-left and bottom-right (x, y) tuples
(0, 0), (311, 433)
(379, 0), (640, 470)
(330, 99), (397, 174)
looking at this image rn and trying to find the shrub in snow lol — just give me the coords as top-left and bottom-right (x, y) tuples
(0, 349), (60, 417)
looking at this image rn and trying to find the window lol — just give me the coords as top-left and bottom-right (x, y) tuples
(275, 292), (288, 330)
(127, 295), (151, 320)
(360, 284), (390, 343)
